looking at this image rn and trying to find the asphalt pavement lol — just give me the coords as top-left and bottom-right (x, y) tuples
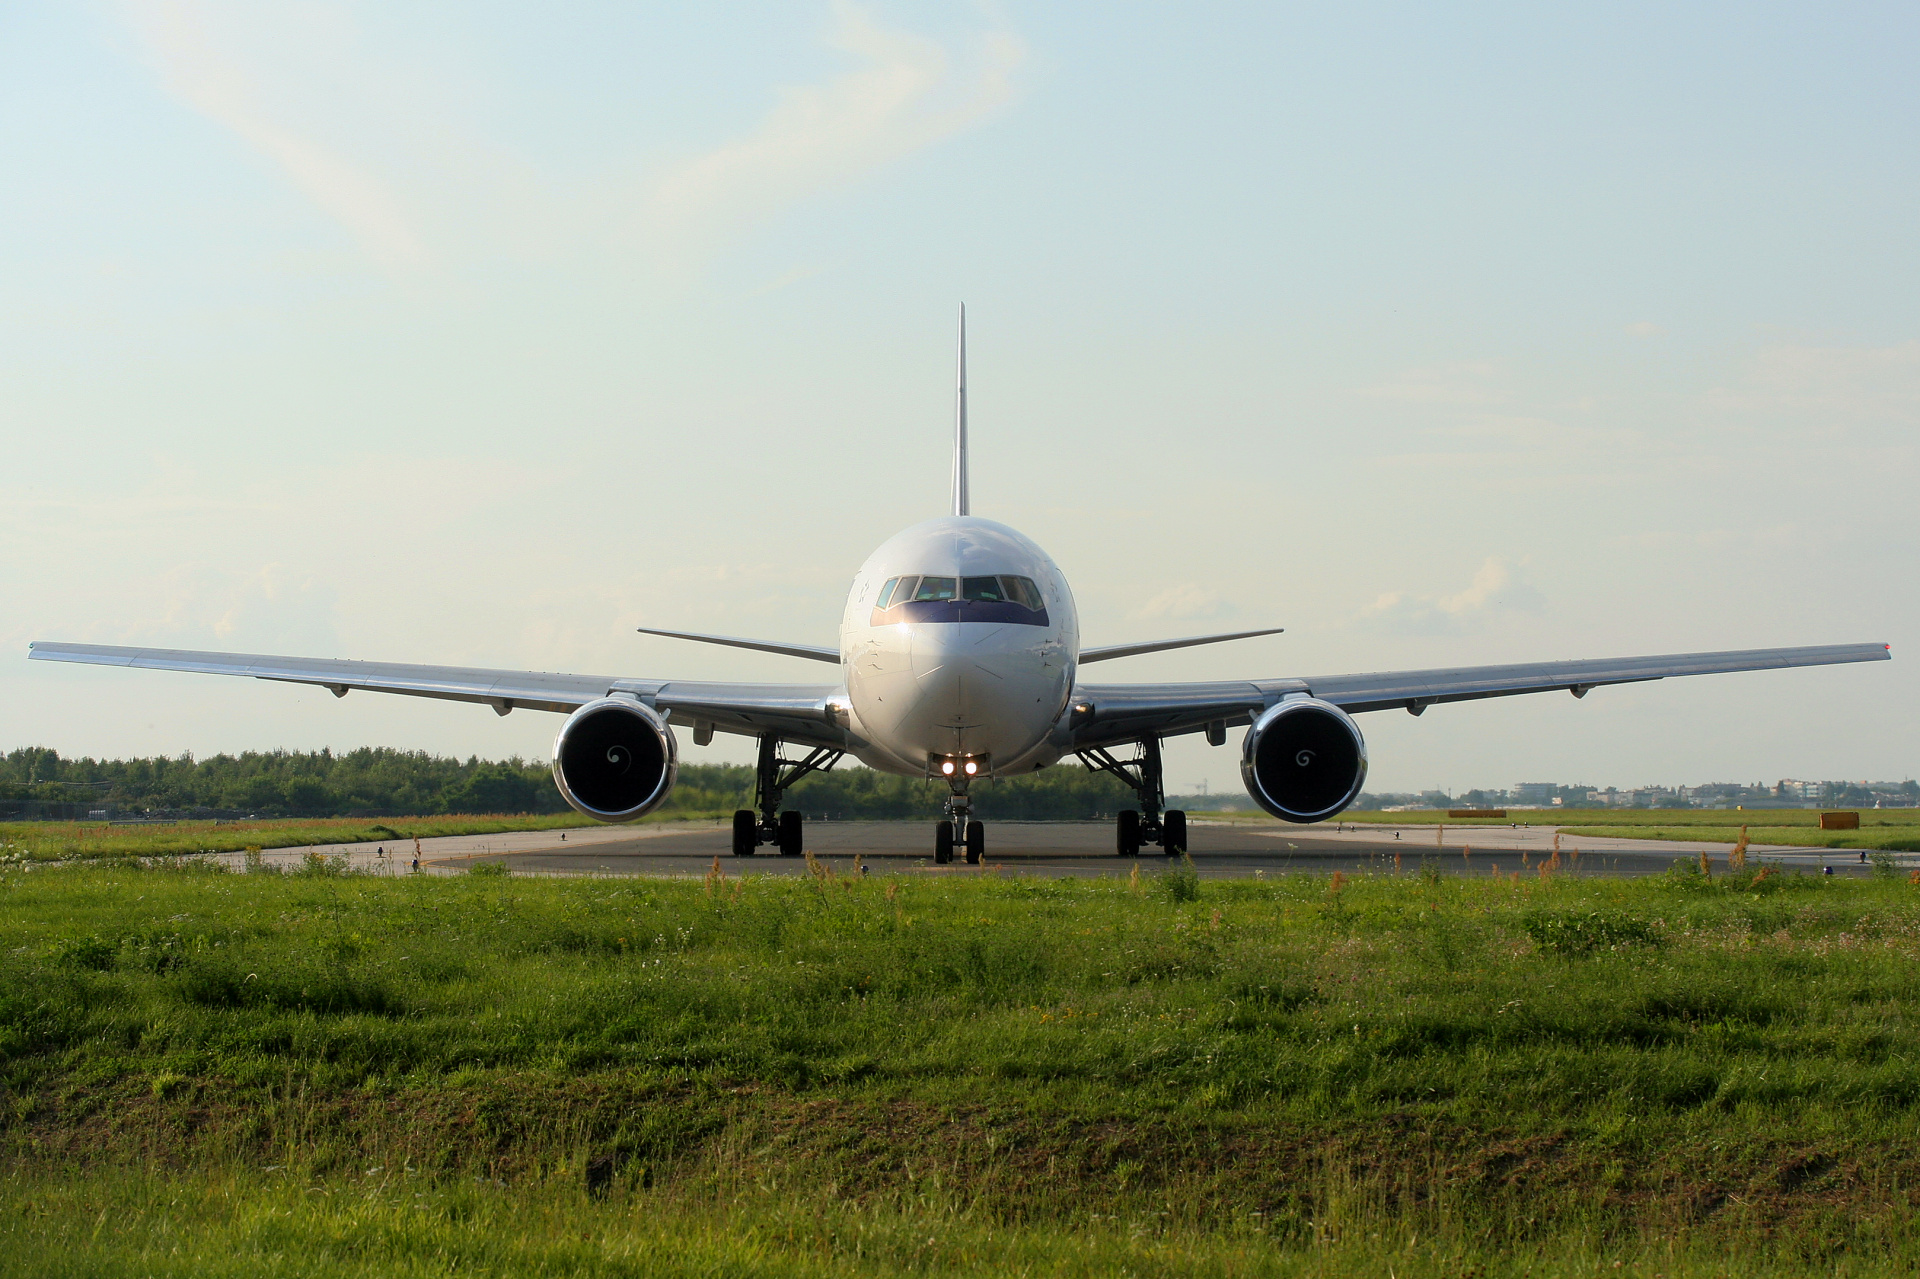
(427, 819), (1882, 880)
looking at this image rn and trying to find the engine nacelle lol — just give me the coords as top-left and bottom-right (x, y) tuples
(1240, 697), (1368, 823)
(551, 698), (678, 823)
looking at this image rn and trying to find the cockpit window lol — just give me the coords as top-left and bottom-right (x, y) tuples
(870, 572), (1048, 625)
(1001, 576), (1044, 610)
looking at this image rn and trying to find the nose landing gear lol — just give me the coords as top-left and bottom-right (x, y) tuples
(932, 781), (987, 864)
(731, 735), (843, 857)
(1078, 737), (1188, 858)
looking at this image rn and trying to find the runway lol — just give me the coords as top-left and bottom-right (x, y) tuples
(423, 819), (1876, 880)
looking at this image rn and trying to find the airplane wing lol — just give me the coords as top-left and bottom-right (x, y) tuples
(1078, 627), (1285, 664)
(634, 627), (839, 663)
(1068, 642), (1891, 752)
(26, 642), (846, 749)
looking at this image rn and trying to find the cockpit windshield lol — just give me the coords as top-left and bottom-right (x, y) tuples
(871, 573), (1049, 626)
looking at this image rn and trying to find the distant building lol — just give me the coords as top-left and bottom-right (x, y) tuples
(1354, 777), (1915, 814)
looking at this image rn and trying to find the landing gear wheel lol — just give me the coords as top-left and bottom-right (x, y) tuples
(934, 822), (954, 864)
(965, 820), (985, 865)
(731, 810), (758, 857)
(1116, 809), (1141, 857)
(1162, 810), (1187, 856)
(778, 810), (804, 857)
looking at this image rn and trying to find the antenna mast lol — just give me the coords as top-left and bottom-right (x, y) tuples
(951, 303), (969, 517)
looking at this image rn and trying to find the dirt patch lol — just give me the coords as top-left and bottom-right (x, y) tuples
(6, 1072), (1917, 1240)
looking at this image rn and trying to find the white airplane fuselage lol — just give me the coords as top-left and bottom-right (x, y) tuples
(838, 515), (1078, 779)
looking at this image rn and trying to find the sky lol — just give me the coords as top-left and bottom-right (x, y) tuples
(4, 0), (1916, 797)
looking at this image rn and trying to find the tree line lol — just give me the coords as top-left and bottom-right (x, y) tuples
(0, 746), (1143, 820)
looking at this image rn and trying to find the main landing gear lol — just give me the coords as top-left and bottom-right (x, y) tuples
(731, 736), (843, 857)
(1078, 737), (1188, 858)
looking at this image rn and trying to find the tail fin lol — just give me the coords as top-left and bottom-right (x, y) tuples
(951, 303), (969, 517)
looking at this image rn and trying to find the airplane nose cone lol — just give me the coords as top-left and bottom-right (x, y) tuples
(906, 625), (1065, 763)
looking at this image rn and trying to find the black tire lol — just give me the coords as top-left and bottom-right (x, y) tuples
(1116, 809), (1141, 857)
(934, 822), (954, 864)
(731, 810), (757, 857)
(965, 820), (985, 865)
(778, 810), (804, 857)
(1162, 809), (1187, 856)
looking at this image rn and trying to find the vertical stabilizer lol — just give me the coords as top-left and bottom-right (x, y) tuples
(952, 303), (969, 517)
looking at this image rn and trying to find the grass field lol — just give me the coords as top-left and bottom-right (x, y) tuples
(0, 811), (723, 863)
(1331, 807), (1920, 852)
(5, 856), (1920, 1274)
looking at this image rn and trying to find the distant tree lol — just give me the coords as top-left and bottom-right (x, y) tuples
(1, 746), (1146, 821)
(442, 763), (543, 814)
(233, 775), (286, 812)
(281, 777), (332, 813)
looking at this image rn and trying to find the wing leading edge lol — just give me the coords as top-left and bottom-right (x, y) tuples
(1068, 641), (1891, 751)
(27, 642), (846, 749)
(633, 627), (839, 663)
(1078, 627), (1285, 664)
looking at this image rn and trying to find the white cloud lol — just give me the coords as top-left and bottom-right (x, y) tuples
(124, 0), (425, 267)
(170, 563), (344, 652)
(1129, 583), (1233, 622)
(643, 1), (1024, 262)
(1357, 360), (1507, 406)
(116, 2), (1025, 273)
(1360, 557), (1544, 636)
(751, 262), (835, 296)
(1707, 339), (1920, 422)
(1430, 413), (1631, 453)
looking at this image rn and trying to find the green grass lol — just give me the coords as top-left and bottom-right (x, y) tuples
(1334, 807), (1920, 851)
(0, 812), (723, 863)
(5, 858), (1920, 1274)
(8, 1170), (1916, 1279)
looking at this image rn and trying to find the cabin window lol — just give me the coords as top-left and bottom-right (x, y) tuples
(912, 576), (958, 602)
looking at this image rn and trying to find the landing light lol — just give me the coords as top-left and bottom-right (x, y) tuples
(941, 761), (955, 775)
(964, 761), (978, 775)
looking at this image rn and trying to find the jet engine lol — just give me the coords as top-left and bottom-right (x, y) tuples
(551, 697), (678, 822)
(1240, 697), (1368, 823)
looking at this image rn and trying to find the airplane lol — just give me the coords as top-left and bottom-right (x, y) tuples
(29, 308), (1891, 865)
